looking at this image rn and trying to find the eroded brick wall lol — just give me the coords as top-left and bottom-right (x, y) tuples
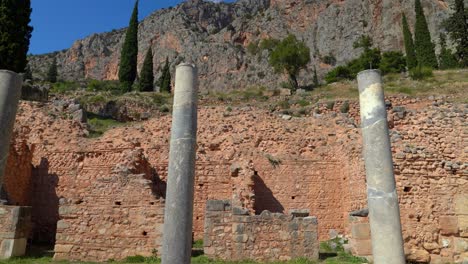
(203, 200), (319, 262)
(6, 98), (467, 262)
(4, 136), (33, 206)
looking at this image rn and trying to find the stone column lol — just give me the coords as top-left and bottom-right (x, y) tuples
(0, 71), (23, 204)
(357, 69), (405, 264)
(161, 63), (198, 264)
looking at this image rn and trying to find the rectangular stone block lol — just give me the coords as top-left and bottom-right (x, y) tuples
(439, 216), (459, 235)
(455, 194), (468, 215)
(54, 244), (73, 253)
(0, 238), (27, 259)
(350, 239), (372, 256)
(206, 200), (231, 211)
(453, 237), (468, 254)
(351, 223), (371, 239)
(459, 215), (468, 237)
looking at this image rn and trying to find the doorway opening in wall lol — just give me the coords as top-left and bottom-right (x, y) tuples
(28, 158), (59, 257)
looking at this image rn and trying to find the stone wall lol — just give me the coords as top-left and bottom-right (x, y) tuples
(5, 97), (468, 262)
(0, 206), (32, 259)
(3, 135), (33, 206)
(203, 200), (319, 262)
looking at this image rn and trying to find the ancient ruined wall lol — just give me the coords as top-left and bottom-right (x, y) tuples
(3, 137), (33, 206)
(7, 98), (467, 262)
(203, 200), (319, 262)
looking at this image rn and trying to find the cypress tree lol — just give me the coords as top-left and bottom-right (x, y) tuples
(444, 0), (468, 67)
(118, 0), (139, 92)
(158, 58), (171, 93)
(414, 0), (438, 68)
(46, 57), (58, 83)
(0, 0), (33, 73)
(402, 14), (418, 69)
(139, 47), (154, 92)
(438, 33), (459, 69)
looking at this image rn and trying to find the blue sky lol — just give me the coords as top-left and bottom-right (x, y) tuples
(30, 0), (231, 55)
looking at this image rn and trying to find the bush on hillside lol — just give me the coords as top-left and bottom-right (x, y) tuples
(409, 65), (433, 80)
(379, 51), (406, 74)
(87, 80), (121, 93)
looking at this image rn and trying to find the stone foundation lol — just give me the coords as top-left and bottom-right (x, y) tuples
(0, 206), (32, 259)
(203, 200), (319, 262)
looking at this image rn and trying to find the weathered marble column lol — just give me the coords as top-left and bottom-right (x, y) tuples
(0, 71), (23, 204)
(357, 69), (405, 264)
(161, 63), (198, 264)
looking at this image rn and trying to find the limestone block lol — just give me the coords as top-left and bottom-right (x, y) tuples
(459, 216), (468, 237)
(407, 249), (431, 263)
(455, 194), (468, 215)
(351, 223), (371, 240)
(54, 244), (73, 253)
(439, 216), (459, 235)
(453, 237), (468, 254)
(350, 239), (372, 256)
(0, 238), (27, 259)
(206, 200), (230, 211)
(430, 254), (454, 264)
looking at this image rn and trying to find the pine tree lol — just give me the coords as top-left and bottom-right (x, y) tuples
(313, 66), (319, 87)
(139, 47), (154, 92)
(118, 0), (139, 92)
(0, 0), (33, 73)
(158, 58), (171, 93)
(438, 33), (459, 69)
(46, 57), (58, 83)
(444, 0), (468, 67)
(414, 0), (438, 68)
(402, 14), (418, 69)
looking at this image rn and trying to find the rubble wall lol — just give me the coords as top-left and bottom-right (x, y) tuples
(203, 200), (319, 262)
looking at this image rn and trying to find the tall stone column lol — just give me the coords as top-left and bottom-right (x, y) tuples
(161, 63), (198, 264)
(0, 70), (23, 204)
(357, 69), (405, 264)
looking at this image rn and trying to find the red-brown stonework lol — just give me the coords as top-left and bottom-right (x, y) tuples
(4, 96), (467, 262)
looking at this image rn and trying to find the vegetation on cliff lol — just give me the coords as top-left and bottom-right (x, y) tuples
(443, 0), (468, 67)
(402, 14), (418, 70)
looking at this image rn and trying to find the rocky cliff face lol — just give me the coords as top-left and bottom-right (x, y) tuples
(29, 0), (454, 90)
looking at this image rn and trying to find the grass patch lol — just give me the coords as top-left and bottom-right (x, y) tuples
(87, 113), (126, 138)
(193, 239), (204, 249)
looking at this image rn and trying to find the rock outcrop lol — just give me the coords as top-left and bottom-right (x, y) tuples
(29, 0), (454, 90)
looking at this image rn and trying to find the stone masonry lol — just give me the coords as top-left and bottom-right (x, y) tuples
(0, 206), (32, 259)
(3, 95), (467, 263)
(203, 200), (319, 262)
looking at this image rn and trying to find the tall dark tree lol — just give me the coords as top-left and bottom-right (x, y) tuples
(438, 33), (459, 69)
(414, 0), (438, 68)
(158, 58), (171, 93)
(46, 57), (58, 83)
(0, 0), (33, 73)
(118, 0), (139, 92)
(139, 47), (154, 92)
(402, 14), (418, 69)
(444, 0), (468, 67)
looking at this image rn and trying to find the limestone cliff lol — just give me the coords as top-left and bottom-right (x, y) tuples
(29, 0), (455, 90)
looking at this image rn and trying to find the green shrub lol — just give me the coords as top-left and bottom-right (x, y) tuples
(50, 81), (80, 94)
(409, 66), (433, 80)
(322, 54), (337, 66)
(325, 66), (352, 83)
(247, 40), (260, 55)
(259, 38), (280, 51)
(379, 51), (406, 74)
(87, 79), (121, 92)
(193, 239), (204, 249)
(278, 100), (290, 109)
(326, 101), (335, 110)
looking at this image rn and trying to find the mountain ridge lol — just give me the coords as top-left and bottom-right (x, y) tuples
(29, 0), (455, 90)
